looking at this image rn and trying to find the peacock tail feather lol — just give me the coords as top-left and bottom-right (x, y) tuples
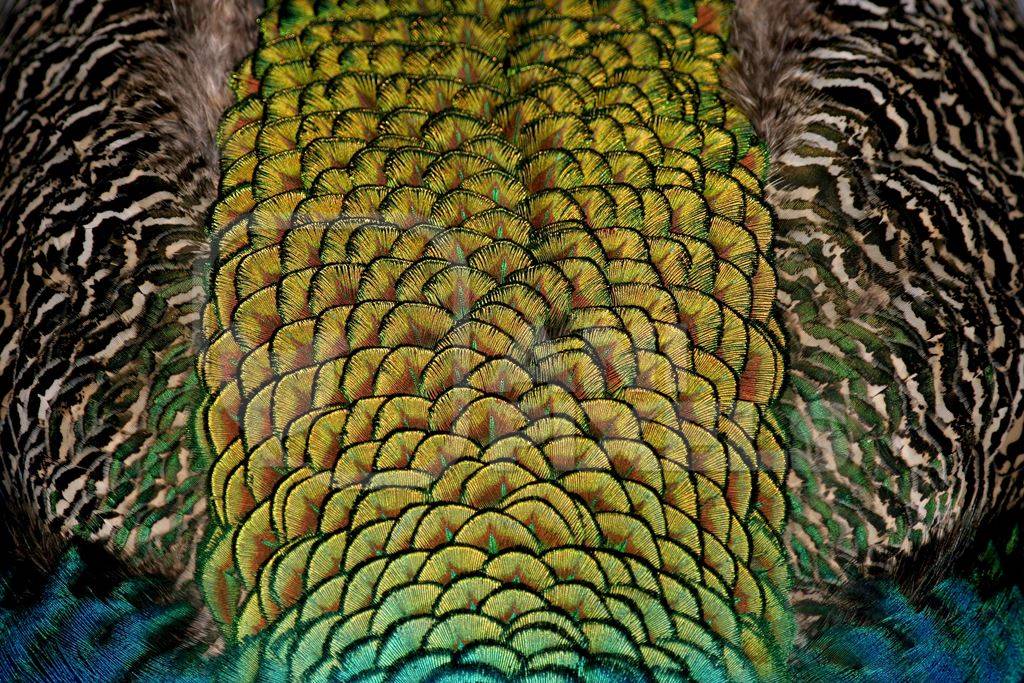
(195, 0), (791, 679)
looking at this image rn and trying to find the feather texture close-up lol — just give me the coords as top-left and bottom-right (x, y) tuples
(0, 0), (1021, 680)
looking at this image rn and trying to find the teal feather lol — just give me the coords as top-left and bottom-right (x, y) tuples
(793, 580), (1024, 681)
(0, 547), (206, 682)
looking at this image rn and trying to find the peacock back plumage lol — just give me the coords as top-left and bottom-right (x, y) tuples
(197, 1), (790, 679)
(1, 0), (1023, 680)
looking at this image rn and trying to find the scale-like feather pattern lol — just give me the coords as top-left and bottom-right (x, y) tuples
(198, 0), (790, 678)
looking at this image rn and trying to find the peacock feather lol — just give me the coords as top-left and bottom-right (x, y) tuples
(2, 0), (1023, 679)
(0, 546), (202, 682)
(196, 0), (790, 679)
(792, 520), (1024, 682)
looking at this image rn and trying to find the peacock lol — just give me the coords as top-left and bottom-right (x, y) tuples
(0, 0), (1022, 680)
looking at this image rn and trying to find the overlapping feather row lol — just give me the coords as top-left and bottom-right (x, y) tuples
(197, 1), (790, 678)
